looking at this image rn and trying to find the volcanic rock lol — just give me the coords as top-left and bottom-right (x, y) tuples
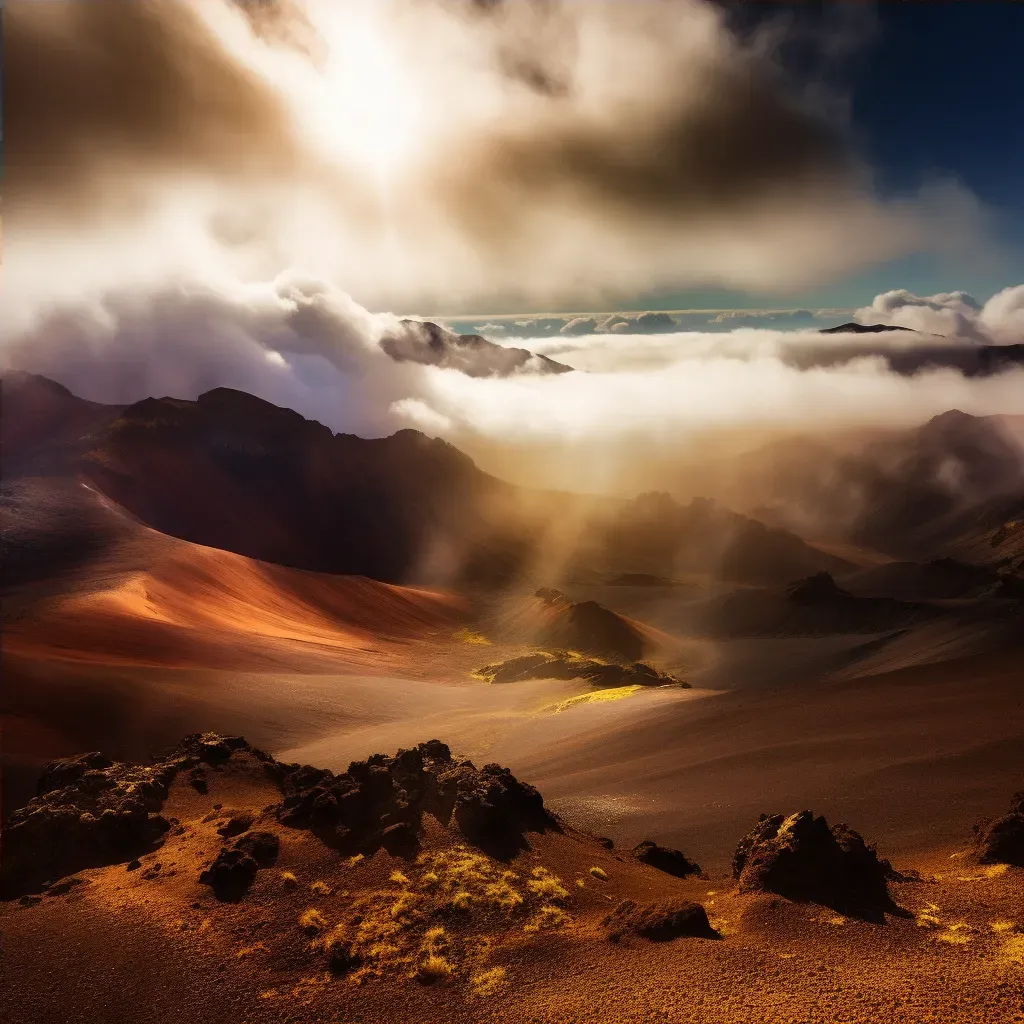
(733, 811), (893, 917)
(632, 840), (701, 878)
(199, 848), (260, 901)
(604, 899), (718, 942)
(974, 791), (1024, 866)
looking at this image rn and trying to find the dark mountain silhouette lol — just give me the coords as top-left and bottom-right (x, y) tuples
(380, 320), (572, 377)
(3, 374), (867, 589)
(819, 322), (916, 335)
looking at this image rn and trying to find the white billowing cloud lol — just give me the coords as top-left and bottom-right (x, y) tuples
(5, 0), (992, 321)
(855, 285), (1024, 343)
(5, 277), (1024, 491)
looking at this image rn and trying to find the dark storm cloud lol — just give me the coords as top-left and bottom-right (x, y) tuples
(432, 56), (850, 236)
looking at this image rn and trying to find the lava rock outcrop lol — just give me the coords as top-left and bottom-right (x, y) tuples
(733, 811), (894, 918)
(272, 740), (557, 858)
(200, 831), (280, 901)
(974, 791), (1024, 866)
(1, 733), (271, 897)
(632, 840), (702, 878)
(604, 899), (718, 942)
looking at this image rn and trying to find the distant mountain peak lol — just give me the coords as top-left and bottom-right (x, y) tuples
(819, 322), (917, 335)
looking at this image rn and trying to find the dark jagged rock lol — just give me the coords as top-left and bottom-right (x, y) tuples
(187, 767), (208, 793)
(974, 791), (1024, 866)
(632, 840), (701, 878)
(477, 652), (685, 689)
(199, 848), (260, 901)
(604, 899), (718, 942)
(35, 752), (114, 795)
(733, 811), (894, 918)
(0, 732), (271, 898)
(272, 740), (555, 859)
(217, 811), (256, 839)
(233, 831), (280, 867)
(2, 732), (555, 897)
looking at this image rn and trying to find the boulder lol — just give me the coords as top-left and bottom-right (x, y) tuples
(199, 848), (259, 901)
(974, 791), (1024, 866)
(604, 899), (718, 942)
(733, 811), (893, 917)
(632, 840), (701, 878)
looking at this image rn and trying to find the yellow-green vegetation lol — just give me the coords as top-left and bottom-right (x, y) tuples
(310, 880), (332, 895)
(299, 908), (329, 934)
(523, 904), (569, 933)
(454, 627), (491, 645)
(588, 866), (609, 881)
(306, 845), (572, 987)
(280, 871), (299, 889)
(551, 685), (643, 714)
(526, 866), (569, 901)
(470, 966), (509, 999)
(346, 854), (365, 868)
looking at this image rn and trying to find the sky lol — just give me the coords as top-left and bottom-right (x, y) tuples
(4, 0), (1024, 494)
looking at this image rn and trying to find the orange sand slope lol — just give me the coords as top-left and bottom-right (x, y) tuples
(5, 540), (468, 671)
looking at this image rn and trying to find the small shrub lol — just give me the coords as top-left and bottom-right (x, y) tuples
(389, 869), (411, 886)
(415, 954), (454, 984)
(346, 854), (365, 868)
(589, 866), (609, 881)
(310, 880), (332, 895)
(450, 889), (473, 911)
(299, 908), (328, 934)
(470, 966), (508, 998)
(280, 871), (299, 889)
(527, 867), (569, 902)
(524, 904), (569, 932)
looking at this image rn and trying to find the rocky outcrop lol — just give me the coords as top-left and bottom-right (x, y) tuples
(2, 732), (561, 897)
(974, 791), (1024, 866)
(272, 741), (557, 859)
(604, 899), (718, 942)
(200, 831), (280, 901)
(476, 652), (684, 689)
(733, 811), (894, 918)
(632, 840), (701, 878)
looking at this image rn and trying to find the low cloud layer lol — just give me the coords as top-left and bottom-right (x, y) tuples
(4, 277), (1024, 493)
(6, 0), (989, 321)
(855, 285), (1024, 344)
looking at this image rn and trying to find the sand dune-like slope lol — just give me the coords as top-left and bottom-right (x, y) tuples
(6, 539), (467, 671)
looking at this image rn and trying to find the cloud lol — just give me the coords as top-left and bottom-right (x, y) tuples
(5, 0), (990, 319)
(5, 277), (1024, 497)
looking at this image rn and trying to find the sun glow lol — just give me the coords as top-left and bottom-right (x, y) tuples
(300, 6), (428, 184)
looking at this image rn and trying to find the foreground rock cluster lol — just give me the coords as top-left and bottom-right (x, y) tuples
(0, 734), (558, 898)
(0, 735), (255, 897)
(269, 739), (556, 860)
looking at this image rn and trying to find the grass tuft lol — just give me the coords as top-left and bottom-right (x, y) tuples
(299, 908), (328, 934)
